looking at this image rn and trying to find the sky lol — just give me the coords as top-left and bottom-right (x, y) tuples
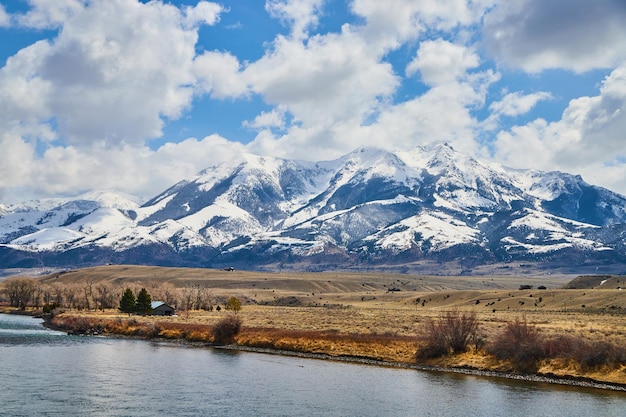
(1, 0), (625, 204)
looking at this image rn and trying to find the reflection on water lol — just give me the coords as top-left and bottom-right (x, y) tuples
(1, 314), (625, 416)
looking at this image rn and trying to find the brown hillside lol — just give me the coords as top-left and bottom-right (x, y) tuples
(563, 274), (625, 290)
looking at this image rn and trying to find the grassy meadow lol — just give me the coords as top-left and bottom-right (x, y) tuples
(5, 265), (626, 386)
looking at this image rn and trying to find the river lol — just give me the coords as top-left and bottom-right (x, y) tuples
(1, 314), (625, 416)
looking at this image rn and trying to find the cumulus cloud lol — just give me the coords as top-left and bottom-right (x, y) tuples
(357, 68), (499, 155)
(0, 132), (36, 196)
(483, 0), (626, 72)
(1, 0), (224, 148)
(351, 0), (495, 51)
(0, 4), (10, 27)
(493, 65), (626, 194)
(241, 1), (499, 162)
(243, 108), (287, 131)
(0, 134), (246, 203)
(244, 29), (398, 128)
(14, 0), (84, 29)
(183, 1), (223, 27)
(406, 39), (480, 86)
(0, 40), (54, 125)
(266, 0), (325, 40)
(489, 91), (552, 118)
(0, 0), (228, 202)
(2, 0), (626, 204)
(193, 50), (248, 99)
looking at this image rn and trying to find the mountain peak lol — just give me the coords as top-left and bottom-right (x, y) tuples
(2, 143), (626, 272)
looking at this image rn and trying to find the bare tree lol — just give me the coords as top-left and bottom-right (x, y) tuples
(52, 283), (65, 307)
(43, 284), (53, 306)
(161, 283), (178, 309)
(204, 289), (214, 311)
(179, 283), (195, 317)
(33, 284), (44, 309)
(64, 285), (79, 309)
(83, 279), (94, 310)
(3, 278), (37, 310)
(95, 284), (115, 311)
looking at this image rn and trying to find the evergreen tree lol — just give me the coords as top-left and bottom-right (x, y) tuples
(135, 288), (152, 316)
(119, 288), (136, 315)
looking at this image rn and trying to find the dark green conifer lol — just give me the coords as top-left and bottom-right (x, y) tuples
(135, 288), (152, 316)
(119, 288), (136, 315)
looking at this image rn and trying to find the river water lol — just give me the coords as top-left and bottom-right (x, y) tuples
(1, 314), (625, 416)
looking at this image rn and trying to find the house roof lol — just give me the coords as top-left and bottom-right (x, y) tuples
(151, 301), (170, 309)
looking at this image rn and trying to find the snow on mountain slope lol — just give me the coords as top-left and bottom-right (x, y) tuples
(363, 211), (481, 253)
(74, 190), (140, 210)
(1, 144), (626, 270)
(10, 228), (84, 250)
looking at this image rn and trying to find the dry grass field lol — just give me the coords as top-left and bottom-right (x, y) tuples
(10, 265), (626, 386)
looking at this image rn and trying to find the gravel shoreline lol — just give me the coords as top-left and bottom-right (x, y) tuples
(216, 344), (626, 393)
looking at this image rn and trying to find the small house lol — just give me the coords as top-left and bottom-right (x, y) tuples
(151, 301), (175, 316)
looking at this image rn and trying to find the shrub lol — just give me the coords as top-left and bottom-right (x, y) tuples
(224, 296), (242, 313)
(416, 311), (479, 359)
(488, 317), (545, 372)
(42, 303), (59, 314)
(212, 315), (242, 345)
(574, 340), (626, 369)
(542, 334), (626, 370)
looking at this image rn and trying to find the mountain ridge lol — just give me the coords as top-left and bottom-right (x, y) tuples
(1, 143), (625, 273)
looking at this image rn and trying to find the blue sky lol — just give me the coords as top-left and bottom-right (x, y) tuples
(1, 0), (625, 203)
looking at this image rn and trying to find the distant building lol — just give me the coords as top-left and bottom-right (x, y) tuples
(151, 301), (175, 316)
(519, 285), (533, 290)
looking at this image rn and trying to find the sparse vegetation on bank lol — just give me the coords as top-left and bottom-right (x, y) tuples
(2, 265), (626, 387)
(417, 312), (626, 376)
(42, 307), (626, 388)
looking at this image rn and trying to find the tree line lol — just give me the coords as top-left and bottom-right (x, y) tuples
(0, 277), (235, 313)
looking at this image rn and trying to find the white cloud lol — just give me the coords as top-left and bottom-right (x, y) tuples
(237, 25), (402, 161)
(406, 38), (480, 86)
(0, 133), (247, 203)
(0, 4), (10, 27)
(183, 1), (223, 27)
(0, 132), (36, 198)
(243, 108), (286, 131)
(488, 91), (552, 118)
(351, 0), (495, 51)
(483, 0), (626, 72)
(244, 30), (398, 128)
(493, 65), (626, 194)
(0, 0), (224, 147)
(14, 0), (84, 29)
(0, 0), (230, 203)
(356, 69), (499, 155)
(193, 50), (248, 99)
(266, 0), (325, 40)
(0, 40), (54, 125)
(242, 1), (498, 163)
(3, 0), (626, 204)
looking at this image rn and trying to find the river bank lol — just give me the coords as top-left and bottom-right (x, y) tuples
(4, 264), (626, 390)
(39, 309), (626, 392)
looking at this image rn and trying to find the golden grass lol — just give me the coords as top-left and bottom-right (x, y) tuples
(17, 265), (626, 386)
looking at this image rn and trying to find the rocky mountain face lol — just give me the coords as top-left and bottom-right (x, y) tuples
(2, 143), (626, 273)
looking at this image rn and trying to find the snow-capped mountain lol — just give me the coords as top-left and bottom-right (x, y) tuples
(2, 143), (626, 272)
